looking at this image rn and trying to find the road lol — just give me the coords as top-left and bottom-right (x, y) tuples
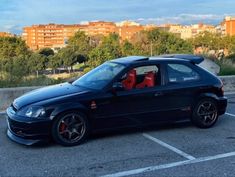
(0, 94), (235, 177)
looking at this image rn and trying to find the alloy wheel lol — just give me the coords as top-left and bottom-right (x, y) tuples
(197, 101), (218, 126)
(57, 113), (86, 143)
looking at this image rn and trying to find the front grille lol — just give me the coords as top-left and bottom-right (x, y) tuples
(7, 118), (27, 137)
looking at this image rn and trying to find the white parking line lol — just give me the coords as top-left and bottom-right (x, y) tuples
(101, 151), (235, 177)
(143, 133), (195, 160)
(225, 92), (235, 96)
(225, 112), (235, 118)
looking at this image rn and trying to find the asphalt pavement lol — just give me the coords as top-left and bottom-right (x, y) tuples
(0, 94), (235, 177)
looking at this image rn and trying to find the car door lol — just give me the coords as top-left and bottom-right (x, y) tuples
(113, 63), (171, 125)
(118, 85), (171, 125)
(91, 90), (140, 130)
(92, 63), (168, 129)
(158, 62), (202, 121)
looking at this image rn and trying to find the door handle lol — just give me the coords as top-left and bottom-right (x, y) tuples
(154, 92), (163, 97)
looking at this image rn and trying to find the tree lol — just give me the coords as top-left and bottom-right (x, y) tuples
(131, 31), (150, 56)
(38, 48), (54, 57)
(12, 55), (30, 78)
(0, 55), (29, 82)
(57, 47), (84, 73)
(0, 37), (31, 81)
(28, 53), (47, 77)
(148, 29), (193, 55)
(0, 36), (30, 59)
(100, 33), (122, 58)
(132, 29), (193, 56)
(48, 54), (62, 74)
(121, 40), (139, 56)
(88, 33), (122, 67)
(223, 35), (235, 55)
(68, 31), (91, 60)
(84, 34), (104, 48)
(190, 31), (224, 54)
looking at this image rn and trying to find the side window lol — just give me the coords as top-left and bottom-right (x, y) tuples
(135, 65), (158, 75)
(121, 65), (160, 90)
(167, 64), (200, 83)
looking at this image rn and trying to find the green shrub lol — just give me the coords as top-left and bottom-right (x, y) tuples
(0, 75), (64, 88)
(83, 67), (93, 73)
(216, 59), (235, 76)
(225, 54), (235, 63)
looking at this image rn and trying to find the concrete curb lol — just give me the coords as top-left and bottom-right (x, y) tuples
(220, 75), (235, 93)
(0, 112), (5, 115)
(0, 86), (41, 113)
(225, 92), (235, 96)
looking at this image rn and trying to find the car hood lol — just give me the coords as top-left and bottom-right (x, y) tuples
(13, 83), (90, 109)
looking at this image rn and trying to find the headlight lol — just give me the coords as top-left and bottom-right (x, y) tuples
(17, 106), (46, 118)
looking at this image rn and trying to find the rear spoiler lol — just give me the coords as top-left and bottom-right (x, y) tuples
(158, 54), (204, 64)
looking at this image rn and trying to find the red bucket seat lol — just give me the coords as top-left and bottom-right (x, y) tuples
(122, 70), (137, 90)
(136, 71), (155, 89)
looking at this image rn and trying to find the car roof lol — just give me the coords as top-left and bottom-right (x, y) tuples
(156, 54), (204, 64)
(111, 54), (204, 65)
(110, 56), (149, 64)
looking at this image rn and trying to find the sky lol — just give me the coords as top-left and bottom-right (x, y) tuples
(1, 0), (235, 34)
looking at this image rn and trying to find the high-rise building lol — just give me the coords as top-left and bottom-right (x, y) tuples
(224, 16), (235, 36)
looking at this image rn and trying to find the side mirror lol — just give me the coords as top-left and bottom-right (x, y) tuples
(112, 82), (124, 93)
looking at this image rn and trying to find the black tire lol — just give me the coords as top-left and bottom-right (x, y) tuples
(191, 98), (218, 128)
(52, 111), (89, 146)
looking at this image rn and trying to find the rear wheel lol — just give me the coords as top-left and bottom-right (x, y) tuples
(192, 98), (218, 128)
(52, 111), (89, 146)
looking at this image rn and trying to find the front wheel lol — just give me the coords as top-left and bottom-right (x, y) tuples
(52, 111), (89, 146)
(191, 98), (218, 128)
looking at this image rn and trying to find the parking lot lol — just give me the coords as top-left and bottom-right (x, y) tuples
(0, 94), (235, 177)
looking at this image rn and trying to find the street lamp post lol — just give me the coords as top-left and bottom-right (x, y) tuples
(150, 41), (153, 56)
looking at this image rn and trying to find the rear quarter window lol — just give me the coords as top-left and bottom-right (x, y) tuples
(167, 63), (200, 83)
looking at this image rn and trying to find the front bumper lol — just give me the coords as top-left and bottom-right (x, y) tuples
(6, 107), (52, 145)
(217, 96), (227, 115)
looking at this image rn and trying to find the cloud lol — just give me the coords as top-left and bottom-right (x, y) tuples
(0, 25), (22, 34)
(1, 13), (232, 34)
(1, 0), (235, 34)
(134, 14), (235, 25)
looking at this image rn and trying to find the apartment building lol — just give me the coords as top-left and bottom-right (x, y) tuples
(22, 24), (85, 50)
(22, 22), (118, 50)
(85, 21), (117, 36)
(22, 21), (146, 50)
(116, 21), (144, 41)
(224, 16), (235, 36)
(22, 20), (220, 50)
(191, 23), (216, 37)
(0, 32), (14, 37)
(168, 23), (216, 39)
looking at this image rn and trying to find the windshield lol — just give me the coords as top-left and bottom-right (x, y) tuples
(72, 62), (125, 90)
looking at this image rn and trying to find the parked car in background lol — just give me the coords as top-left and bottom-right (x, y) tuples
(6, 54), (227, 146)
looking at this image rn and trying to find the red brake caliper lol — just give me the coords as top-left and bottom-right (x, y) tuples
(59, 122), (66, 132)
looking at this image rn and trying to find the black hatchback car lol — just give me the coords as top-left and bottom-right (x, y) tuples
(6, 55), (227, 146)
